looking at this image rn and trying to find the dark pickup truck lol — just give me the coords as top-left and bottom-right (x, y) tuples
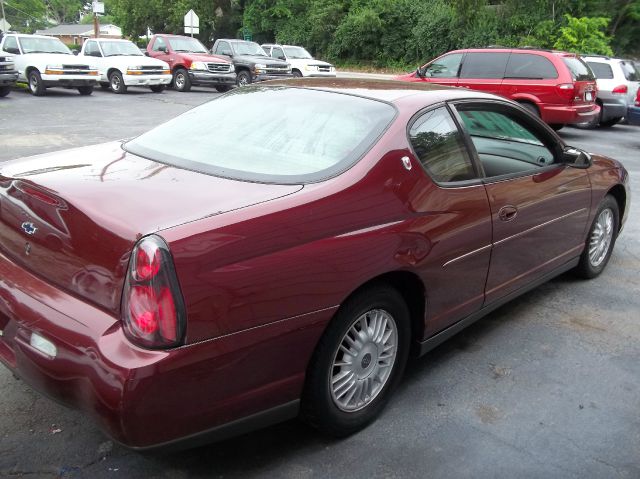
(211, 39), (292, 86)
(0, 55), (18, 97)
(147, 34), (236, 92)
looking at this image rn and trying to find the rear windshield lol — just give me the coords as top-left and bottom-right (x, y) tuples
(586, 61), (614, 79)
(620, 61), (639, 81)
(124, 87), (396, 184)
(562, 57), (595, 81)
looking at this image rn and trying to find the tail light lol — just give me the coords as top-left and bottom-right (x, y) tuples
(122, 235), (186, 349)
(635, 88), (640, 107)
(556, 83), (577, 101)
(612, 85), (628, 95)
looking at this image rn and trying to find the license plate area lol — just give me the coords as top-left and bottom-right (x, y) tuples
(585, 91), (593, 101)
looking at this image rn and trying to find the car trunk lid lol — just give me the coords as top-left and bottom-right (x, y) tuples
(0, 142), (302, 314)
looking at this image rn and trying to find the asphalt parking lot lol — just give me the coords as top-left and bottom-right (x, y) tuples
(0, 85), (639, 479)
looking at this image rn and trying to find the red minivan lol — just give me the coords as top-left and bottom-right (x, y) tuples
(396, 48), (600, 130)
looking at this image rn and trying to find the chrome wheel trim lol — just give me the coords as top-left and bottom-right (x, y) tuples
(175, 73), (185, 89)
(589, 208), (614, 267)
(329, 309), (397, 412)
(29, 74), (38, 93)
(110, 74), (121, 91)
(238, 74), (249, 86)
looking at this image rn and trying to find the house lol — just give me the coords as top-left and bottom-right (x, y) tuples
(35, 24), (122, 45)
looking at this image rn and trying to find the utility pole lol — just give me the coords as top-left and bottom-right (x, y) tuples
(0, 0), (6, 25)
(93, 11), (99, 38)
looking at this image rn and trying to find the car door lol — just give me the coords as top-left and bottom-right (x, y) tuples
(451, 101), (591, 305)
(83, 40), (105, 78)
(406, 105), (492, 336)
(457, 52), (508, 95)
(417, 52), (463, 87)
(149, 36), (173, 68)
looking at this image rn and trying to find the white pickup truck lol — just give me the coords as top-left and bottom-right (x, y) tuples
(78, 38), (171, 94)
(0, 33), (98, 96)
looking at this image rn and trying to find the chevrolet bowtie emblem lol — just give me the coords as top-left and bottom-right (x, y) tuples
(21, 222), (37, 235)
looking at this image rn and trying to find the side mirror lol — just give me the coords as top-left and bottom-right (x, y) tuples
(158, 45), (167, 53)
(5, 47), (20, 55)
(73, 51), (79, 55)
(416, 67), (424, 78)
(144, 51), (150, 57)
(563, 146), (591, 169)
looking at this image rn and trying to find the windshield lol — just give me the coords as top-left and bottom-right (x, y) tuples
(18, 37), (71, 54)
(562, 56), (595, 81)
(232, 41), (268, 56)
(167, 37), (208, 53)
(283, 46), (312, 59)
(124, 87), (396, 184)
(100, 40), (143, 57)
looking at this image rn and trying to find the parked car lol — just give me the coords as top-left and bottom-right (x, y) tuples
(261, 43), (336, 77)
(0, 33), (98, 96)
(146, 34), (235, 92)
(79, 38), (171, 94)
(0, 79), (628, 449)
(627, 86), (640, 126)
(0, 53), (18, 97)
(212, 39), (292, 86)
(581, 55), (640, 127)
(395, 47), (600, 131)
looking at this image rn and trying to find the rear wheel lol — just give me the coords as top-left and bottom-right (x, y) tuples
(0, 86), (10, 97)
(519, 102), (539, 118)
(149, 84), (165, 93)
(549, 123), (564, 131)
(215, 85), (232, 92)
(77, 86), (94, 95)
(173, 68), (191, 92)
(109, 71), (127, 94)
(28, 70), (46, 96)
(575, 195), (619, 279)
(600, 117), (622, 128)
(302, 284), (411, 437)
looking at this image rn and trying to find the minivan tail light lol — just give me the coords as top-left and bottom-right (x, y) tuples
(612, 85), (628, 94)
(122, 235), (186, 349)
(556, 83), (576, 101)
(636, 88), (640, 106)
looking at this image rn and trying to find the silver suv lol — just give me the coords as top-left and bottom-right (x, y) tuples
(582, 55), (640, 127)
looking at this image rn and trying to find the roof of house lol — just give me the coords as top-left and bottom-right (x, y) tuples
(35, 24), (120, 36)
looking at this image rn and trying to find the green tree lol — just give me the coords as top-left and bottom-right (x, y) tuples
(553, 15), (614, 55)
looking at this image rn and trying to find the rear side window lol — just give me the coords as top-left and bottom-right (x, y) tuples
(562, 57), (595, 81)
(505, 53), (558, 79)
(409, 107), (477, 183)
(460, 53), (509, 79)
(586, 61), (614, 79)
(620, 61), (639, 81)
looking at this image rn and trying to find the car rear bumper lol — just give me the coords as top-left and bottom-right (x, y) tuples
(0, 72), (18, 85)
(627, 106), (640, 126)
(0, 248), (329, 448)
(188, 70), (236, 86)
(541, 103), (600, 125)
(599, 97), (627, 122)
(123, 74), (172, 86)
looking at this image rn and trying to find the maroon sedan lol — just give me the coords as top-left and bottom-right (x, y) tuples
(0, 79), (629, 449)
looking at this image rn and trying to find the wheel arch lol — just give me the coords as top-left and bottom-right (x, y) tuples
(607, 184), (627, 232)
(107, 67), (122, 78)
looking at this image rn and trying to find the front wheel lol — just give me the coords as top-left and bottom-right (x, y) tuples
(173, 69), (191, 92)
(292, 70), (303, 78)
(215, 85), (232, 93)
(149, 84), (165, 93)
(109, 71), (127, 94)
(575, 195), (619, 279)
(0, 86), (10, 97)
(77, 86), (93, 95)
(302, 284), (411, 437)
(28, 70), (46, 96)
(236, 70), (251, 87)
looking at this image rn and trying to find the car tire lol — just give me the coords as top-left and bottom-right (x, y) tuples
(215, 85), (232, 93)
(150, 85), (166, 93)
(28, 70), (46, 96)
(77, 86), (94, 96)
(0, 86), (10, 97)
(575, 195), (619, 279)
(519, 102), (539, 118)
(292, 70), (303, 78)
(600, 117), (622, 128)
(236, 70), (251, 87)
(301, 284), (411, 437)
(173, 68), (191, 92)
(549, 123), (564, 131)
(109, 71), (127, 94)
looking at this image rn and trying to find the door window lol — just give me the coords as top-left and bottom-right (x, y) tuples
(409, 107), (477, 183)
(456, 107), (556, 177)
(3, 36), (20, 54)
(271, 47), (286, 60)
(152, 37), (166, 52)
(215, 41), (233, 56)
(424, 53), (463, 78)
(85, 41), (101, 57)
(460, 52), (509, 79)
(505, 53), (558, 79)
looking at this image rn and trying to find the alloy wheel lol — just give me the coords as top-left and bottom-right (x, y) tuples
(588, 208), (614, 267)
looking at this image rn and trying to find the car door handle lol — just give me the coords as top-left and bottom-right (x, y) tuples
(498, 205), (518, 222)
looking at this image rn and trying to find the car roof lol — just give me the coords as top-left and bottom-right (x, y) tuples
(9, 33), (53, 39)
(447, 47), (577, 57)
(262, 78), (499, 103)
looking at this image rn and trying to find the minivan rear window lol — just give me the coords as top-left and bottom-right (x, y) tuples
(460, 53), (509, 79)
(586, 62), (614, 79)
(562, 57), (595, 81)
(505, 53), (558, 79)
(620, 61), (639, 81)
